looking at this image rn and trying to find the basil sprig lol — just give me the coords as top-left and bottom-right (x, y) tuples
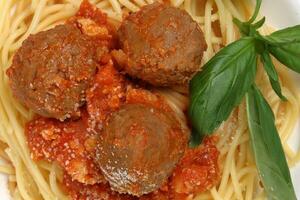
(189, 0), (299, 199)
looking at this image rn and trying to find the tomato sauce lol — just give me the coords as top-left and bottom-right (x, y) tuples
(86, 60), (128, 131)
(26, 115), (219, 199)
(26, 57), (220, 199)
(24, 1), (220, 199)
(169, 137), (220, 198)
(63, 173), (136, 200)
(75, 0), (108, 25)
(59, 136), (220, 200)
(70, 0), (117, 60)
(26, 110), (105, 185)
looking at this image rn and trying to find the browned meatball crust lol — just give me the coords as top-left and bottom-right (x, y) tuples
(7, 24), (98, 120)
(114, 3), (207, 86)
(96, 104), (186, 196)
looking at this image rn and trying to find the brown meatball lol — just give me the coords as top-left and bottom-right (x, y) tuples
(7, 24), (97, 120)
(96, 104), (186, 196)
(114, 3), (207, 87)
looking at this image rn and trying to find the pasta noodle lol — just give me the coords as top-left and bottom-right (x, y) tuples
(0, 0), (299, 199)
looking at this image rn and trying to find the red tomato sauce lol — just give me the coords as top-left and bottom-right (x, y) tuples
(59, 136), (220, 200)
(26, 58), (220, 199)
(75, 0), (108, 25)
(86, 60), (128, 131)
(26, 110), (105, 185)
(25, 1), (220, 199)
(169, 137), (220, 198)
(63, 173), (136, 200)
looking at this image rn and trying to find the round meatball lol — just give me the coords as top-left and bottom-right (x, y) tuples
(7, 24), (98, 120)
(96, 104), (187, 196)
(114, 3), (207, 86)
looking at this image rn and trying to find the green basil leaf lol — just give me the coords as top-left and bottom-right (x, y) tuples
(261, 51), (287, 100)
(189, 37), (257, 134)
(269, 42), (300, 73)
(246, 85), (296, 200)
(265, 25), (300, 44)
(252, 17), (265, 30)
(189, 127), (203, 148)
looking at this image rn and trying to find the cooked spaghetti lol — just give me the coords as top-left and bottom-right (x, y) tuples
(0, 0), (299, 200)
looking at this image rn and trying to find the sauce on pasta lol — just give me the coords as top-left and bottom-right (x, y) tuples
(0, 0), (299, 200)
(19, 1), (219, 199)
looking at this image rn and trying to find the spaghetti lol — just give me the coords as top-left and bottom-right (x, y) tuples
(0, 0), (299, 200)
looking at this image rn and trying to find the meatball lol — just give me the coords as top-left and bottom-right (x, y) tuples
(96, 104), (186, 196)
(113, 3), (207, 87)
(6, 24), (98, 120)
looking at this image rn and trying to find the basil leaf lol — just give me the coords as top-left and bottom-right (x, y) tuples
(246, 85), (296, 200)
(265, 25), (300, 44)
(252, 17), (265, 30)
(189, 127), (203, 148)
(269, 42), (300, 73)
(189, 37), (257, 134)
(261, 51), (287, 100)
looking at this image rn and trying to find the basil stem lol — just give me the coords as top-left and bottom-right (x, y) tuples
(233, 0), (263, 37)
(247, 0), (262, 24)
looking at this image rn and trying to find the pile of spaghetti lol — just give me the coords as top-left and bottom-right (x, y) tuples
(0, 0), (300, 200)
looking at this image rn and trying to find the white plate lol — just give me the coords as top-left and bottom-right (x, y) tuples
(1, 0), (300, 199)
